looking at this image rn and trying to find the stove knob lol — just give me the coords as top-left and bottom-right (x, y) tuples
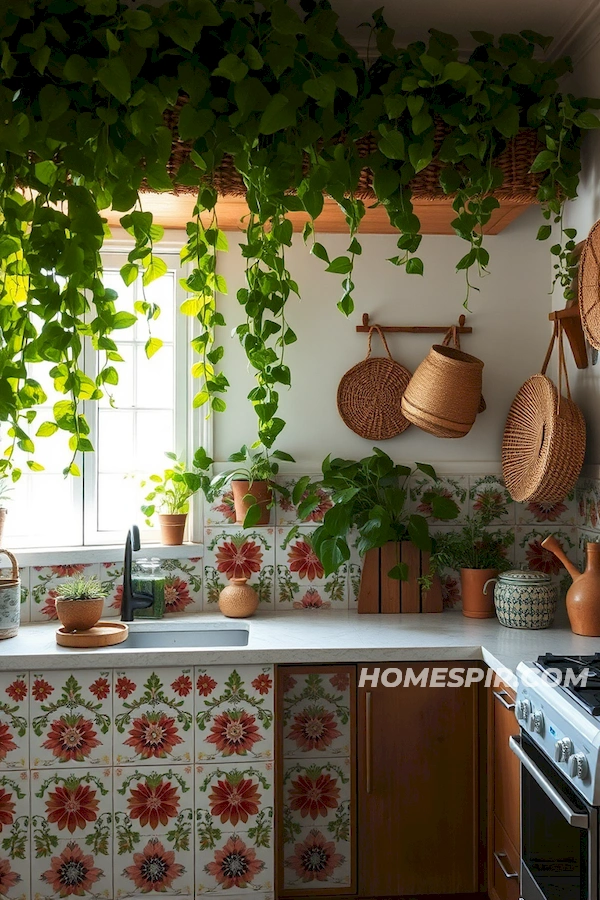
(516, 699), (531, 722)
(529, 710), (545, 734)
(568, 753), (589, 780)
(554, 738), (574, 763)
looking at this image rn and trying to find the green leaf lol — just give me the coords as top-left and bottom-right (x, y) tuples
(243, 501), (263, 528)
(378, 128), (405, 160)
(416, 462), (437, 480)
(530, 150), (556, 173)
(125, 9), (152, 29)
(326, 256), (353, 274)
(311, 242), (330, 263)
(494, 105), (520, 138)
(112, 311), (137, 329)
(145, 337), (163, 359)
(36, 421), (58, 438)
(442, 61), (471, 82)
(31, 45), (51, 75)
(576, 111), (600, 129)
(213, 53), (248, 83)
(537, 225), (552, 241)
(430, 495), (460, 520)
(406, 257), (424, 275)
(120, 263), (139, 286)
(142, 257), (168, 286)
(260, 94), (297, 135)
(97, 57), (131, 104)
(408, 514), (431, 551)
(388, 562), (409, 581)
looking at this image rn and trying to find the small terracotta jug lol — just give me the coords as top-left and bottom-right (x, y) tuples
(460, 568), (498, 618)
(541, 535), (600, 636)
(219, 578), (259, 618)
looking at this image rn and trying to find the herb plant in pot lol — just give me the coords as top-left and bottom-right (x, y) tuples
(142, 450), (212, 545)
(433, 515), (514, 618)
(295, 451), (459, 603)
(55, 576), (108, 632)
(209, 445), (294, 528)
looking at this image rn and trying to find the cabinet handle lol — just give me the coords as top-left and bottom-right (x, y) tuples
(494, 851), (518, 880)
(493, 690), (516, 711)
(366, 691), (372, 794)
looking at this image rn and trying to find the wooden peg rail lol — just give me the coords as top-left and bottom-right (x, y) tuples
(356, 313), (473, 334)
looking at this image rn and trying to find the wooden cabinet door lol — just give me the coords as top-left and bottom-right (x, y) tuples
(490, 681), (520, 851)
(277, 665), (356, 896)
(357, 663), (480, 896)
(490, 817), (520, 900)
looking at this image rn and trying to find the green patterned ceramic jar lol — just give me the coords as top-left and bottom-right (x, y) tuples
(0, 549), (20, 640)
(484, 569), (557, 629)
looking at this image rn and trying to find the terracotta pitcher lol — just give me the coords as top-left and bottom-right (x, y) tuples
(541, 535), (600, 636)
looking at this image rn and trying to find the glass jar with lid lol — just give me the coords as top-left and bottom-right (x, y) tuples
(131, 557), (166, 619)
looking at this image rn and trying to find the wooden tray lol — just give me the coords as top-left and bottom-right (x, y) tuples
(56, 621), (128, 648)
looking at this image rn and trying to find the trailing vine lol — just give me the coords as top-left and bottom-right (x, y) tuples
(0, 0), (598, 463)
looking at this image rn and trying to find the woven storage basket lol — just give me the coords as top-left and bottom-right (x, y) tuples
(147, 100), (542, 202)
(502, 322), (586, 503)
(400, 327), (484, 438)
(578, 218), (600, 349)
(337, 326), (412, 440)
(0, 549), (20, 640)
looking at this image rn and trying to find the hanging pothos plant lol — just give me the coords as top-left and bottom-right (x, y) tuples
(0, 0), (598, 476)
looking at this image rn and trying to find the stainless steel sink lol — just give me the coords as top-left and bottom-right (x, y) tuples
(123, 622), (249, 649)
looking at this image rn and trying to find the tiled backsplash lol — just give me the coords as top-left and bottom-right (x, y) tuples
(8, 471), (596, 620)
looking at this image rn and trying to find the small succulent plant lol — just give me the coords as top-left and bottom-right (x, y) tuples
(56, 576), (108, 601)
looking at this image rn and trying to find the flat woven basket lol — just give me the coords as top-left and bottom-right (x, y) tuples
(147, 100), (542, 202)
(502, 322), (586, 503)
(337, 326), (411, 440)
(578, 218), (600, 349)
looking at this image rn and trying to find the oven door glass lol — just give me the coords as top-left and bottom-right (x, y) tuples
(521, 734), (595, 900)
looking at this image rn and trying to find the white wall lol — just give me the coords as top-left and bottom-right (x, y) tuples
(560, 45), (600, 465)
(214, 207), (551, 469)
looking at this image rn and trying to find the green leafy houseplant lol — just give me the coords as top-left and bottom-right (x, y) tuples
(208, 444), (294, 528)
(141, 448), (212, 543)
(293, 450), (459, 580)
(55, 575), (108, 632)
(0, 1), (598, 463)
(432, 515), (515, 572)
(56, 576), (108, 601)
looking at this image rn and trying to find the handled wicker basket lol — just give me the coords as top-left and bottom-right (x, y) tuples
(337, 326), (412, 440)
(502, 322), (586, 503)
(400, 326), (485, 439)
(0, 549), (20, 640)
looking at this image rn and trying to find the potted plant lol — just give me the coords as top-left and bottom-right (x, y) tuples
(208, 445), (295, 528)
(433, 515), (514, 618)
(295, 451), (459, 605)
(141, 449), (212, 545)
(55, 575), (108, 632)
(0, 478), (12, 546)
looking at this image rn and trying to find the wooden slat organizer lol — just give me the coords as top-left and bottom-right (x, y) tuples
(358, 543), (443, 614)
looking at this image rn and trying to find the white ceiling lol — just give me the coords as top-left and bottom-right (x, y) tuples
(329, 0), (598, 60)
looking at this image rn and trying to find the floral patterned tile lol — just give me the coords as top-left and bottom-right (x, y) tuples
(195, 666), (274, 763)
(31, 767), (113, 899)
(101, 558), (203, 617)
(282, 757), (351, 832)
(440, 568), (462, 610)
(409, 474), (469, 524)
(515, 490), (578, 526)
(99, 561), (123, 617)
(30, 670), (112, 768)
(204, 485), (238, 527)
(276, 527), (348, 610)
(203, 528), (275, 609)
(469, 475), (515, 524)
(30, 563), (96, 623)
(577, 479), (600, 531)
(282, 670), (352, 760)
(113, 668), (194, 766)
(0, 673), (28, 770)
(283, 825), (350, 890)
(0, 565), (30, 627)
(514, 526), (578, 578)
(578, 530), (599, 568)
(113, 764), (194, 898)
(196, 761), (274, 841)
(0, 771), (29, 900)
(195, 827), (274, 895)
(274, 475), (332, 526)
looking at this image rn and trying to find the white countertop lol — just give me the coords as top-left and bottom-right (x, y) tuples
(2, 610), (600, 687)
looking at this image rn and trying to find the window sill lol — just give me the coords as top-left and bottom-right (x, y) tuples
(11, 542), (204, 568)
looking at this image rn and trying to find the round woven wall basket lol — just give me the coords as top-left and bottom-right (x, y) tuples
(337, 327), (412, 440)
(579, 218), (600, 349)
(502, 323), (586, 503)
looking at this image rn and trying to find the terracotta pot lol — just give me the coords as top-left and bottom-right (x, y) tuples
(460, 568), (498, 619)
(219, 578), (259, 618)
(159, 513), (187, 546)
(565, 541), (600, 636)
(55, 597), (104, 632)
(231, 481), (272, 525)
(0, 507), (7, 546)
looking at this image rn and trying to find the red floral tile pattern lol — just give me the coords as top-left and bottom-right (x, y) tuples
(203, 529), (275, 608)
(0, 772), (29, 899)
(0, 673), (28, 770)
(114, 669), (194, 766)
(195, 667), (274, 762)
(282, 671), (352, 759)
(30, 671), (112, 768)
(30, 564), (93, 623)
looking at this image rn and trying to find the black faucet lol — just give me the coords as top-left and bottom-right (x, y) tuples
(121, 525), (154, 622)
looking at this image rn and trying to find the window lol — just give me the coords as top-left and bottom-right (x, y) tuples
(8, 248), (200, 550)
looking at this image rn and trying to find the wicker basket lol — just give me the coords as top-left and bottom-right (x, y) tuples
(337, 327), (412, 440)
(400, 327), (484, 438)
(578, 219), (600, 350)
(502, 322), (586, 503)
(147, 100), (542, 202)
(0, 549), (20, 640)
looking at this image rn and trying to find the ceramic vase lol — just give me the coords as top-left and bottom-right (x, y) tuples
(219, 578), (259, 618)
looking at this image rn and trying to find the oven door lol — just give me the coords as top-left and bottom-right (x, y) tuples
(510, 734), (598, 900)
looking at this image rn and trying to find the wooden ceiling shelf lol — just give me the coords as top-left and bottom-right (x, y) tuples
(105, 191), (534, 234)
